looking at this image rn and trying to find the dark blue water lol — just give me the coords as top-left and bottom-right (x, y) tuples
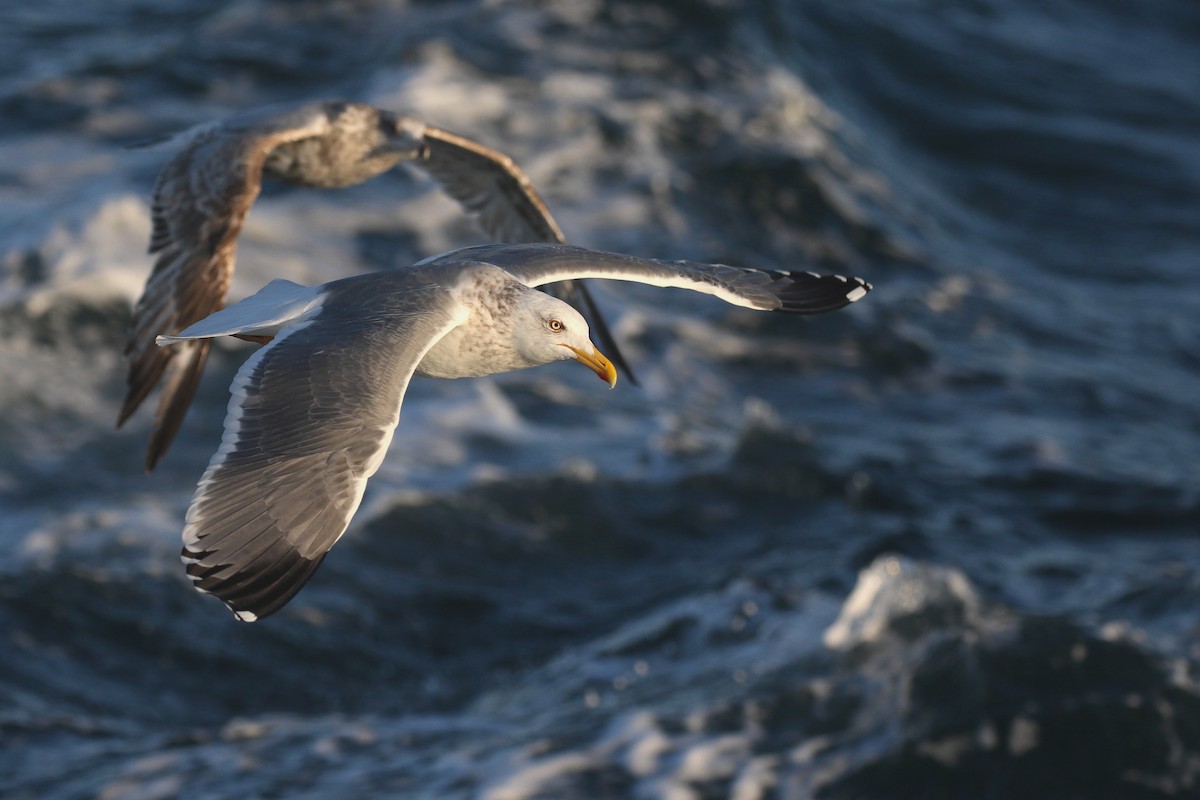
(2, 1), (1199, 797)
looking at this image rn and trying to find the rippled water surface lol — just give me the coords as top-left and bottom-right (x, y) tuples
(2, 1), (1199, 798)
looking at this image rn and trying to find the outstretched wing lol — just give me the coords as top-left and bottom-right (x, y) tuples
(118, 107), (332, 472)
(175, 282), (466, 621)
(416, 126), (636, 383)
(419, 125), (565, 243)
(451, 243), (873, 314)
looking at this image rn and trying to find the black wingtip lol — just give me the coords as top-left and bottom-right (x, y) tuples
(776, 271), (872, 314)
(186, 543), (327, 622)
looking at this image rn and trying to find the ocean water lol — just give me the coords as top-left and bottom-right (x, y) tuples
(2, 1), (1199, 798)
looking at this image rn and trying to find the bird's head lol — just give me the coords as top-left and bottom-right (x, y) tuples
(513, 292), (617, 388)
(367, 110), (428, 162)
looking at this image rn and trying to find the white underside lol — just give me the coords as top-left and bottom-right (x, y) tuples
(157, 279), (324, 344)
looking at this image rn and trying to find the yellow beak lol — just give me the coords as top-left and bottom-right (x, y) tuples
(563, 344), (618, 389)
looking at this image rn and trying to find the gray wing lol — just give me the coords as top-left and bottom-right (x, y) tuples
(118, 108), (331, 472)
(416, 126), (636, 383)
(180, 284), (467, 622)
(444, 243), (873, 314)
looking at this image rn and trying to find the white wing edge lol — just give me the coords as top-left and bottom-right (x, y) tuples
(515, 263), (766, 310)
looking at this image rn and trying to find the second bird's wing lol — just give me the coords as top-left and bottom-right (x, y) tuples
(119, 106), (333, 471)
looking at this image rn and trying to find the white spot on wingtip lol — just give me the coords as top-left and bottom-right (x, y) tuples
(847, 285), (868, 302)
(234, 609), (258, 622)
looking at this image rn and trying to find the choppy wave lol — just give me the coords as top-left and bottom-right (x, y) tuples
(3, 0), (1199, 798)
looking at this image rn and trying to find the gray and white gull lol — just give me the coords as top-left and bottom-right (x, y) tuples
(118, 100), (629, 471)
(159, 242), (871, 621)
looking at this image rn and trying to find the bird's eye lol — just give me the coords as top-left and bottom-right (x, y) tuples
(546, 319), (565, 333)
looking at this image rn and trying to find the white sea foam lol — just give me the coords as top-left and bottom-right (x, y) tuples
(14, 194), (150, 312)
(823, 556), (982, 651)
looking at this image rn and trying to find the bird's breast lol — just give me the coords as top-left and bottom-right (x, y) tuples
(416, 322), (528, 380)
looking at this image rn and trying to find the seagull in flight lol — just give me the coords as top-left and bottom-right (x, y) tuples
(157, 242), (872, 621)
